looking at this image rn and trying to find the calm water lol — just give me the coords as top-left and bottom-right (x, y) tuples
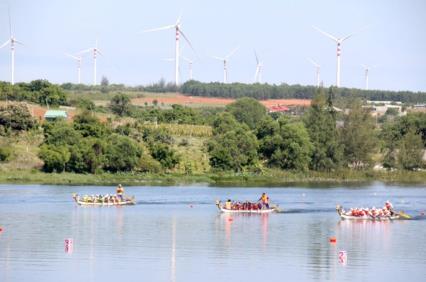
(0, 183), (426, 282)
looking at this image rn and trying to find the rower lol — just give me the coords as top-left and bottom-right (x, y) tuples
(384, 200), (394, 215)
(225, 199), (232, 210)
(259, 193), (270, 209)
(116, 184), (125, 201)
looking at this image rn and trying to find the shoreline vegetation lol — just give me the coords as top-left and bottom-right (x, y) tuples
(2, 81), (426, 187)
(1, 169), (425, 186)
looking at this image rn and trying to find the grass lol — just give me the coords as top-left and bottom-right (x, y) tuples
(1, 168), (426, 186)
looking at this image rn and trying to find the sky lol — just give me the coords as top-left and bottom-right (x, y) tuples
(0, 0), (425, 92)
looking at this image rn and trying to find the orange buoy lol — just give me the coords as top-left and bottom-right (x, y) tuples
(329, 237), (337, 243)
(0, 227), (3, 232)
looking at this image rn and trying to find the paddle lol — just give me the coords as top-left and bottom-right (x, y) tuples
(271, 204), (283, 213)
(396, 211), (412, 219)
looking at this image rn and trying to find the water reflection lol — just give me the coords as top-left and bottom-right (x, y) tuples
(171, 217), (176, 282)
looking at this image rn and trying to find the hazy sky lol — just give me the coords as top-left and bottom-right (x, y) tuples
(0, 0), (425, 91)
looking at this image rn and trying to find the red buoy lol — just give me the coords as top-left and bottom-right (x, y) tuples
(228, 218), (233, 222)
(329, 237), (337, 243)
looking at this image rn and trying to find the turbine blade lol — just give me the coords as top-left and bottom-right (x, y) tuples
(142, 24), (175, 33)
(65, 53), (79, 60)
(162, 58), (175, 62)
(97, 49), (103, 56)
(0, 40), (10, 49)
(341, 33), (355, 42)
(211, 55), (224, 61)
(176, 11), (182, 25)
(179, 29), (198, 57)
(312, 26), (338, 42)
(254, 50), (259, 64)
(307, 57), (319, 67)
(226, 46), (240, 59)
(78, 48), (93, 54)
(8, 6), (12, 37)
(182, 56), (192, 63)
(14, 39), (24, 45)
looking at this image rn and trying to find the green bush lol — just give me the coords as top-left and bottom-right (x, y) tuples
(38, 145), (71, 172)
(0, 146), (12, 162)
(138, 154), (163, 173)
(150, 143), (180, 169)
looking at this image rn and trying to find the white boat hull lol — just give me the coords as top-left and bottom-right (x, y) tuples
(73, 194), (136, 206)
(336, 205), (400, 220)
(216, 201), (279, 213)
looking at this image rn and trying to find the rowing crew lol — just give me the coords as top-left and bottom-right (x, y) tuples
(78, 194), (131, 204)
(348, 201), (395, 218)
(224, 193), (271, 211)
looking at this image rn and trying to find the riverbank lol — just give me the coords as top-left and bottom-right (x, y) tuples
(0, 169), (425, 186)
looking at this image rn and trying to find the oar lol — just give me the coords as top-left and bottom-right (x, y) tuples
(396, 211), (412, 220)
(271, 204), (283, 213)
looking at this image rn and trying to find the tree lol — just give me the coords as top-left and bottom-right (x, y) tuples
(38, 145), (70, 172)
(73, 112), (109, 138)
(398, 130), (424, 170)
(259, 118), (313, 171)
(67, 138), (106, 173)
(211, 112), (240, 135)
(0, 104), (36, 132)
(208, 126), (258, 171)
(110, 93), (131, 116)
(149, 143), (180, 169)
(44, 122), (82, 146)
(101, 76), (109, 93)
(304, 87), (342, 170)
(226, 97), (267, 129)
(340, 99), (377, 168)
(103, 134), (143, 172)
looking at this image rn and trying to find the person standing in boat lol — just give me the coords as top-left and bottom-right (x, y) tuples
(259, 193), (270, 209)
(116, 184), (124, 201)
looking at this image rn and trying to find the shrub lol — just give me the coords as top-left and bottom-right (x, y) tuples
(0, 146), (12, 162)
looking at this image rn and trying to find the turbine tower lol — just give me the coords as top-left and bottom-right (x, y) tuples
(212, 46), (239, 83)
(79, 40), (102, 85)
(0, 9), (23, 85)
(65, 53), (83, 84)
(313, 26), (357, 87)
(254, 50), (263, 83)
(307, 58), (321, 87)
(182, 56), (194, 80)
(361, 64), (376, 90)
(143, 15), (196, 86)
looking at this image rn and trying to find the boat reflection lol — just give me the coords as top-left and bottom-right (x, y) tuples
(219, 213), (270, 250)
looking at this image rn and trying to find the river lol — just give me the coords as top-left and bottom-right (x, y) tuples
(0, 183), (425, 282)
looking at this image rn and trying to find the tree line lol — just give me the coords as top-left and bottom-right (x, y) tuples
(181, 80), (426, 104)
(207, 89), (425, 172)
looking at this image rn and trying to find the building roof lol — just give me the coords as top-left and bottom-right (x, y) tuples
(44, 110), (68, 119)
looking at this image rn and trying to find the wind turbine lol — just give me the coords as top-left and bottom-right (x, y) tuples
(143, 15), (196, 86)
(182, 56), (194, 80)
(79, 40), (102, 85)
(212, 46), (239, 83)
(361, 64), (377, 90)
(307, 58), (321, 87)
(313, 26), (358, 87)
(254, 50), (263, 83)
(65, 53), (82, 84)
(0, 8), (23, 85)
